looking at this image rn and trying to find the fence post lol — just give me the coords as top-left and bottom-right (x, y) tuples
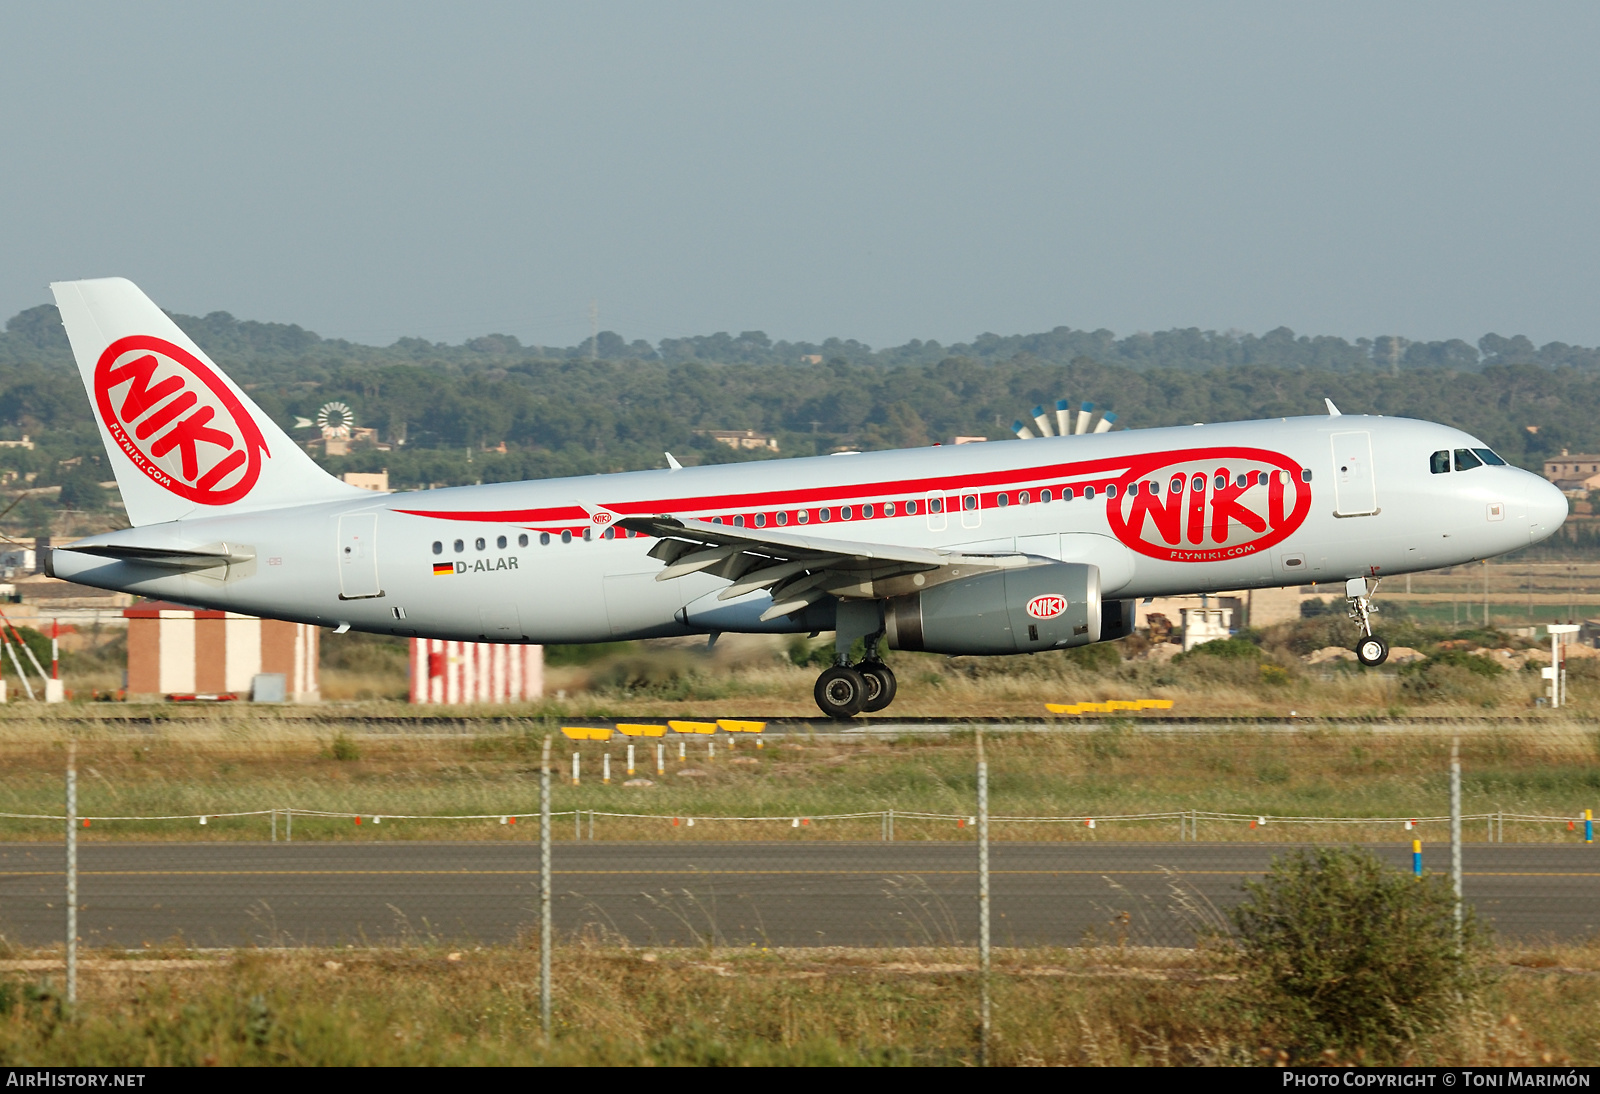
(271, 809), (277, 843)
(540, 733), (552, 1046)
(976, 730), (990, 1066)
(1450, 737), (1463, 941)
(65, 740), (77, 1009)
(286, 808), (292, 842)
(888, 808), (894, 842)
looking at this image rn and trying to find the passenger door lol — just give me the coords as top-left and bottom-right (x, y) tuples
(336, 514), (383, 599)
(1330, 431), (1379, 516)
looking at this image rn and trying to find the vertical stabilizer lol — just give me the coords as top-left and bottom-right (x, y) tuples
(51, 278), (363, 526)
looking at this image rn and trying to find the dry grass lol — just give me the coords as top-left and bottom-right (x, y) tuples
(0, 940), (1591, 1065)
(0, 714), (1593, 841)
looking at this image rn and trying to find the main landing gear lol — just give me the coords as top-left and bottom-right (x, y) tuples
(1346, 576), (1389, 667)
(814, 660), (898, 718)
(813, 600), (899, 719)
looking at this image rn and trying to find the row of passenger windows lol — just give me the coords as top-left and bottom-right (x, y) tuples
(434, 533), (532, 554)
(428, 469), (1319, 550)
(1429, 448), (1507, 474)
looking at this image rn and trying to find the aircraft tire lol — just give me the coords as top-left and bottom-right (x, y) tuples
(815, 666), (868, 719)
(1356, 635), (1389, 667)
(859, 663), (897, 713)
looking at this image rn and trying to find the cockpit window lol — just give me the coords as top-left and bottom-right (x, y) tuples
(1454, 448), (1483, 471)
(1430, 450), (1451, 474)
(1473, 448), (1507, 466)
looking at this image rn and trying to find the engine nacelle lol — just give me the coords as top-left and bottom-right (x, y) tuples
(884, 562), (1102, 655)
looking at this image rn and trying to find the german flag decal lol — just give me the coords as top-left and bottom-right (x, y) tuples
(432, 562), (454, 576)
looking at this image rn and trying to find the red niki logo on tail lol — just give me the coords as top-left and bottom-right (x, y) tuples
(1107, 447), (1311, 562)
(93, 336), (270, 505)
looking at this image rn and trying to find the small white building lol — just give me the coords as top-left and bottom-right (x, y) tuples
(1180, 606), (1235, 652)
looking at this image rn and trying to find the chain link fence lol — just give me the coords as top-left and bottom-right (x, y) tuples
(3, 736), (1599, 1029)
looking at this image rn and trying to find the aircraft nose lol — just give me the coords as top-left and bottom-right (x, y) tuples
(1524, 474), (1569, 545)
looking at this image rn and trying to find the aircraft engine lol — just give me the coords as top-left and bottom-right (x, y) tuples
(884, 562), (1107, 655)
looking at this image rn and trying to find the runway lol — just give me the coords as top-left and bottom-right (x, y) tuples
(0, 842), (1594, 948)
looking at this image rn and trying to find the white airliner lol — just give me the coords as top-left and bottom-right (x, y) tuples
(44, 278), (1568, 716)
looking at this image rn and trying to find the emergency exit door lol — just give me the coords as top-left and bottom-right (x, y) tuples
(1330, 431), (1379, 516)
(337, 513), (383, 599)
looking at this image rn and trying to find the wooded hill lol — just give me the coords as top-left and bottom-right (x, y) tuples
(3, 302), (1599, 537)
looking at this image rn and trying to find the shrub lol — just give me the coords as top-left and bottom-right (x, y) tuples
(1175, 636), (1260, 662)
(1401, 649), (1504, 678)
(1229, 846), (1485, 1059)
(328, 734), (361, 762)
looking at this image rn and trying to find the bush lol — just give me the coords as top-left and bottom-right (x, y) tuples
(1175, 636), (1260, 662)
(1229, 846), (1485, 1059)
(1401, 649), (1504, 678)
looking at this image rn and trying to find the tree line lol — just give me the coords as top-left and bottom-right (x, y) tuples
(2, 302), (1599, 531)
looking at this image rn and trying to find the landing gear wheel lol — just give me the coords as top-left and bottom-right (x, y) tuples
(858, 663), (898, 713)
(815, 665), (868, 719)
(1356, 635), (1389, 667)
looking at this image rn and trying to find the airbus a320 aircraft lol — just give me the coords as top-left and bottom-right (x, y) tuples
(44, 278), (1569, 716)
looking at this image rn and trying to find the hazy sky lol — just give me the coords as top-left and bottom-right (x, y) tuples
(3, 3), (1598, 350)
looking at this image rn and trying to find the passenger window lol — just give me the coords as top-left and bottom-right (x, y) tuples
(560, 530), (572, 543)
(1040, 490), (1052, 503)
(1430, 450), (1451, 474)
(602, 527), (614, 539)
(755, 513), (767, 528)
(884, 501), (896, 516)
(475, 537), (486, 551)
(963, 494), (977, 511)
(797, 510), (810, 524)
(1473, 448), (1508, 466)
(453, 539), (464, 553)
(518, 534), (529, 547)
(863, 504), (875, 517)
(996, 494), (1008, 508)
(930, 498), (943, 514)
(540, 533), (550, 546)
(819, 509), (831, 522)
(1300, 469), (1313, 482)
(432, 541), (442, 555)
(496, 535), (507, 549)
(776, 512), (787, 526)
(1170, 476), (1184, 494)
(906, 500), (919, 514)
(842, 506), (853, 519)
(1454, 449), (1483, 471)
(734, 515), (745, 527)
(1106, 484), (1118, 499)
(1017, 492), (1028, 506)
(1084, 486), (1096, 500)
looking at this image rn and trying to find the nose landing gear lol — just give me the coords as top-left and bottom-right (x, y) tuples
(1346, 576), (1390, 667)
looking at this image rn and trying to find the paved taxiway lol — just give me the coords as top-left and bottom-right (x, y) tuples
(0, 842), (1593, 948)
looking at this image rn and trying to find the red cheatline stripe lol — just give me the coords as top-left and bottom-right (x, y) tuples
(390, 446), (1302, 525)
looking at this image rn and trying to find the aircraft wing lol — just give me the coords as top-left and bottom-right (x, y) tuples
(619, 514), (1030, 621)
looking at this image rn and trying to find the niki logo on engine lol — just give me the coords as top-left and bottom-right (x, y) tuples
(93, 336), (270, 506)
(1106, 447), (1311, 562)
(1025, 595), (1068, 619)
